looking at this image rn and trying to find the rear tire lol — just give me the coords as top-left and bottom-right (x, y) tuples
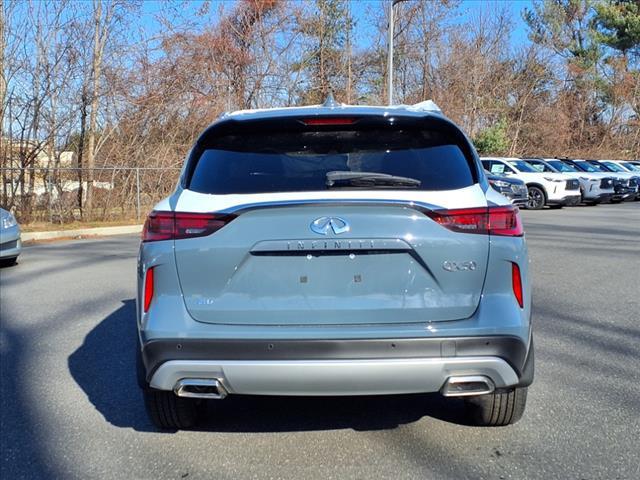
(464, 387), (528, 426)
(137, 346), (200, 430)
(526, 186), (545, 210)
(143, 388), (200, 430)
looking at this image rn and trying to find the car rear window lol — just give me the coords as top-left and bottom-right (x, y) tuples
(187, 128), (476, 194)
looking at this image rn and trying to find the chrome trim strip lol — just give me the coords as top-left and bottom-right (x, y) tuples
(174, 378), (228, 399)
(217, 198), (442, 215)
(250, 238), (412, 253)
(440, 375), (495, 397)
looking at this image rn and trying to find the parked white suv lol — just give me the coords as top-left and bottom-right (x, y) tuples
(523, 158), (614, 205)
(481, 157), (581, 209)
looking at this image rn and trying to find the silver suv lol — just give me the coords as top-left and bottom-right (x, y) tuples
(137, 102), (534, 429)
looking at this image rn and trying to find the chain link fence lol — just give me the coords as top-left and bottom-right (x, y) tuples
(0, 166), (182, 225)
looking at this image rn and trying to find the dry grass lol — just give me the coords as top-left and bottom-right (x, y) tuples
(21, 219), (141, 232)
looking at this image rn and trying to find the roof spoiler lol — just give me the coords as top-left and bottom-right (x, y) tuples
(396, 100), (443, 114)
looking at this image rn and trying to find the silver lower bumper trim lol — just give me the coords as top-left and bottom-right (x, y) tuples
(149, 356), (519, 396)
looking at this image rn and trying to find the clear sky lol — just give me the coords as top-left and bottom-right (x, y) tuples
(139, 0), (534, 50)
(457, 0), (533, 45)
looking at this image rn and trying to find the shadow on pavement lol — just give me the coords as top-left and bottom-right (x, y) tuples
(69, 300), (474, 433)
(197, 392), (472, 433)
(1, 327), (60, 478)
(68, 299), (152, 432)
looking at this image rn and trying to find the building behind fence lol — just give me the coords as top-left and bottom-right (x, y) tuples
(0, 166), (181, 224)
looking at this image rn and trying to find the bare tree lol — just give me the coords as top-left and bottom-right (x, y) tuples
(84, 0), (117, 214)
(2, 0), (638, 225)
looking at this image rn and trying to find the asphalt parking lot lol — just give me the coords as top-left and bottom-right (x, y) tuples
(1, 203), (639, 480)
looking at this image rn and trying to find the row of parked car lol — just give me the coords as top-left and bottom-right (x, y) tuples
(482, 157), (640, 209)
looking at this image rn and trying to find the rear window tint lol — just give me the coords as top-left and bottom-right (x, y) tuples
(188, 128), (475, 194)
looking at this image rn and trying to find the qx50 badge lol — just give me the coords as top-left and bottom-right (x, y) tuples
(310, 216), (350, 235)
(442, 260), (477, 272)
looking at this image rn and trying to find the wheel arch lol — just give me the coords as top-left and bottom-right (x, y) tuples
(526, 182), (548, 200)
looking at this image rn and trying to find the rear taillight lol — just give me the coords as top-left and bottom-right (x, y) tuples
(512, 262), (524, 308)
(426, 206), (523, 237)
(488, 206), (524, 236)
(427, 207), (489, 233)
(142, 211), (174, 242)
(143, 267), (154, 313)
(142, 211), (236, 242)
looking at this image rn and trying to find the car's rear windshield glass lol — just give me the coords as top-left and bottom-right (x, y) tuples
(526, 161), (554, 172)
(508, 160), (538, 173)
(602, 162), (625, 172)
(187, 128), (475, 194)
(574, 161), (599, 172)
(548, 160), (577, 172)
(590, 163), (610, 172)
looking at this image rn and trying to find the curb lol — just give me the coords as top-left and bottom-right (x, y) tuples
(22, 225), (143, 242)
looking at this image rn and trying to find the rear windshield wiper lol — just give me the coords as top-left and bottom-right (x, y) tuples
(326, 171), (421, 189)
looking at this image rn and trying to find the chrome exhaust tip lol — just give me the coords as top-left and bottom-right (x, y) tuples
(441, 375), (495, 397)
(174, 378), (228, 399)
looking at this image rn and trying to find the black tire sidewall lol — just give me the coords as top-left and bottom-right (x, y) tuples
(527, 186), (545, 210)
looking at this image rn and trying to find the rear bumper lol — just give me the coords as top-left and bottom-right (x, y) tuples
(612, 186), (636, 201)
(143, 335), (533, 395)
(150, 357), (519, 396)
(508, 194), (528, 206)
(612, 192), (635, 202)
(547, 194), (580, 206)
(582, 191), (613, 202)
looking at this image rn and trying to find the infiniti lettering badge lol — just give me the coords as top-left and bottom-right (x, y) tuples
(310, 216), (350, 235)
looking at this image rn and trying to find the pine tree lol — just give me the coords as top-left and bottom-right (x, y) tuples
(294, 0), (353, 104)
(593, 0), (640, 61)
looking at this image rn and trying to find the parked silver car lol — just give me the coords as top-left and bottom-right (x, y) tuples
(137, 102), (534, 429)
(0, 208), (21, 266)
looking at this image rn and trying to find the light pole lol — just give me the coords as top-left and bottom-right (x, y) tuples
(387, 0), (408, 106)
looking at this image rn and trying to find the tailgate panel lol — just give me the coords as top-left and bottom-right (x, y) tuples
(174, 205), (488, 325)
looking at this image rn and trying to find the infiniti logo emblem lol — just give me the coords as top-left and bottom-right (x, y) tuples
(310, 216), (350, 235)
